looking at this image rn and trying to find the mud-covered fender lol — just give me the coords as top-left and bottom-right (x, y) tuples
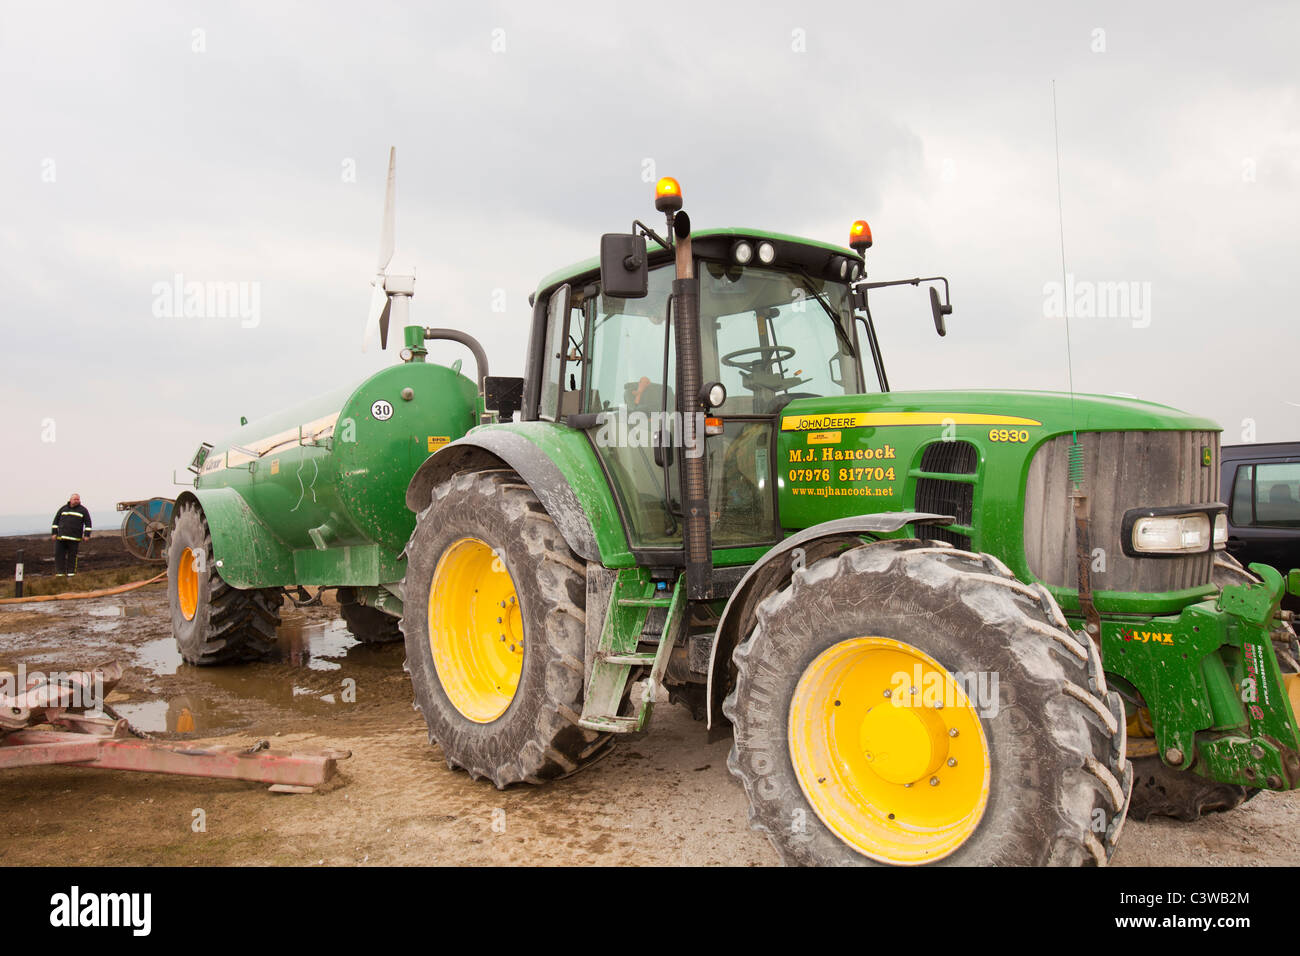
(405, 430), (627, 566)
(705, 512), (955, 729)
(173, 488), (295, 590)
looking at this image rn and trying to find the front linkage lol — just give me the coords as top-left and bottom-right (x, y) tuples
(1096, 565), (1300, 790)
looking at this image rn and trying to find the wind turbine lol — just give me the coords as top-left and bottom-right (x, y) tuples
(363, 147), (415, 351)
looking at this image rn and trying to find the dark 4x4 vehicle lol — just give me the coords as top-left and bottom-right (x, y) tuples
(1223, 441), (1300, 611)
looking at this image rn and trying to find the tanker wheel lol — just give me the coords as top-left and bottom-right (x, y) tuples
(401, 470), (613, 788)
(1125, 552), (1298, 821)
(167, 500), (283, 666)
(337, 589), (403, 644)
(725, 539), (1130, 866)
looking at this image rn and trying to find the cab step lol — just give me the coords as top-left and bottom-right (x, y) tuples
(601, 652), (657, 666)
(578, 570), (684, 734)
(577, 715), (642, 732)
(617, 597), (673, 608)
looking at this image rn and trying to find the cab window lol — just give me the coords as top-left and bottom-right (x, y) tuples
(538, 285), (586, 421)
(585, 267), (680, 547)
(698, 261), (861, 416)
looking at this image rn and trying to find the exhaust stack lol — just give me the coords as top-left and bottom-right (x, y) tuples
(670, 208), (712, 599)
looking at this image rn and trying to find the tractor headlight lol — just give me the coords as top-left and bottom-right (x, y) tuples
(1132, 514), (1210, 554)
(699, 381), (727, 409)
(1213, 512), (1227, 547)
(757, 241), (776, 264)
(1121, 505), (1227, 557)
(732, 241), (754, 265)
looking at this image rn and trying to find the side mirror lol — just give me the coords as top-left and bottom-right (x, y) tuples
(600, 233), (648, 299)
(484, 376), (524, 423)
(930, 286), (952, 337)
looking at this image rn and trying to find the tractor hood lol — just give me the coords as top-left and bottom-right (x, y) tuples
(778, 389), (1221, 437)
(774, 388), (1224, 564)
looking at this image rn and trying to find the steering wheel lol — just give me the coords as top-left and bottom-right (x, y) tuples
(722, 345), (796, 371)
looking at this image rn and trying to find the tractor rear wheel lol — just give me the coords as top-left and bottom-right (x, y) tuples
(337, 589), (403, 644)
(725, 539), (1130, 866)
(1126, 552), (1297, 821)
(167, 500), (282, 666)
(401, 470), (613, 788)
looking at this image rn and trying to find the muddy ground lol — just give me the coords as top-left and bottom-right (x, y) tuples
(0, 530), (145, 578)
(0, 584), (1298, 866)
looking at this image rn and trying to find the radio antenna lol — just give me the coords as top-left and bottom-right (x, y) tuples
(1053, 81), (1099, 639)
(1052, 79), (1080, 453)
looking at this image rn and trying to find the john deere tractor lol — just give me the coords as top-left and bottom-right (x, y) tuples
(172, 166), (1300, 866)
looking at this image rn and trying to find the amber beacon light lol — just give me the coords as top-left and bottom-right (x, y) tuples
(654, 176), (683, 213)
(849, 219), (873, 253)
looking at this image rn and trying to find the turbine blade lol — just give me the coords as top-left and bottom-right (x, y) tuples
(362, 279), (388, 352)
(377, 146), (396, 272)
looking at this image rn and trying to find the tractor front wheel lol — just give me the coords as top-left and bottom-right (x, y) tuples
(401, 471), (612, 787)
(725, 539), (1130, 866)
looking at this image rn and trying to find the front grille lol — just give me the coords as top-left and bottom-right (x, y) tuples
(921, 440), (978, 474)
(1023, 431), (1219, 592)
(916, 478), (974, 525)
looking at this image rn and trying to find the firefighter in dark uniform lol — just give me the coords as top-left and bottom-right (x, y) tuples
(51, 493), (92, 576)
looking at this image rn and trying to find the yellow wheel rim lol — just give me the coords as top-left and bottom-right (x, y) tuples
(428, 537), (524, 723)
(177, 547), (199, 622)
(788, 636), (991, 864)
(1126, 706), (1158, 758)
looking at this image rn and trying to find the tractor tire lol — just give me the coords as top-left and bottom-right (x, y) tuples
(1125, 762), (1252, 822)
(1126, 552), (1297, 822)
(401, 470), (613, 788)
(167, 500), (282, 666)
(337, 590), (403, 644)
(725, 539), (1130, 866)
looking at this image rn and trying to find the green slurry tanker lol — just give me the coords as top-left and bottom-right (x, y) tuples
(170, 157), (1300, 866)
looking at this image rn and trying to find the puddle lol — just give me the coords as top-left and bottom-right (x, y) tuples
(276, 619), (360, 670)
(135, 619), (360, 677)
(113, 696), (248, 735)
(115, 618), (379, 732)
(6, 604), (397, 734)
(86, 604), (146, 619)
(85, 604), (148, 633)
(136, 638), (184, 676)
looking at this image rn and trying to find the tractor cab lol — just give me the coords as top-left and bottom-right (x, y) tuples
(523, 218), (877, 556)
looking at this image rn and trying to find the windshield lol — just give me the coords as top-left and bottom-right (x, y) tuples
(698, 261), (862, 416)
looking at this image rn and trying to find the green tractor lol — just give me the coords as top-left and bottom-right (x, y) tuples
(172, 165), (1300, 866)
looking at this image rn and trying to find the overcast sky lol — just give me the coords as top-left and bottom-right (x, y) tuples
(1, 0), (1297, 523)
